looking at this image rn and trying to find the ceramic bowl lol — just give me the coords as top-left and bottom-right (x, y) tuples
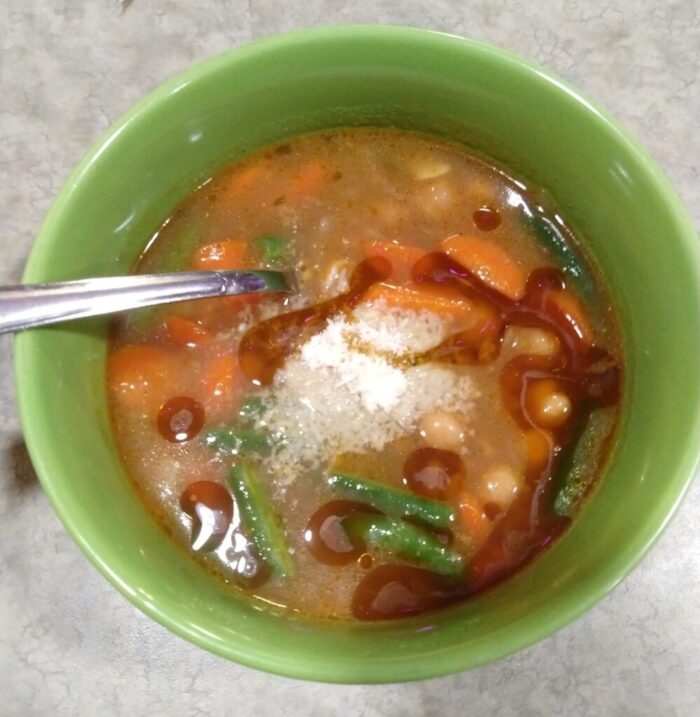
(16, 26), (700, 682)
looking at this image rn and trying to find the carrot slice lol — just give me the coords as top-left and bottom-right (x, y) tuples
(456, 492), (492, 546)
(188, 290), (267, 332)
(440, 234), (527, 301)
(221, 160), (270, 199)
(547, 289), (593, 345)
(285, 161), (330, 202)
(190, 237), (270, 323)
(165, 316), (211, 347)
(108, 344), (180, 411)
(192, 239), (249, 271)
(363, 281), (471, 317)
(363, 240), (425, 281)
(202, 352), (242, 418)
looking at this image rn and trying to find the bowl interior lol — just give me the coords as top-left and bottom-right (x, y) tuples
(16, 27), (700, 682)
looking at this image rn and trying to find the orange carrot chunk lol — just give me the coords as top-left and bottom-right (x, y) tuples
(440, 234), (527, 301)
(363, 240), (425, 281)
(221, 160), (270, 199)
(165, 316), (211, 347)
(363, 281), (472, 317)
(285, 161), (330, 202)
(456, 492), (492, 546)
(202, 352), (240, 407)
(192, 239), (249, 271)
(108, 344), (180, 411)
(189, 237), (268, 322)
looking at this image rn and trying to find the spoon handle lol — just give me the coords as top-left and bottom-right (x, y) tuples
(0, 270), (292, 334)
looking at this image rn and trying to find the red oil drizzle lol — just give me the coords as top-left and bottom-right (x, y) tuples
(157, 396), (205, 443)
(402, 447), (466, 500)
(473, 206), (501, 231)
(351, 564), (460, 620)
(180, 481), (233, 552)
(414, 255), (589, 369)
(241, 248), (620, 618)
(227, 537), (272, 589)
(304, 500), (379, 565)
(411, 252), (620, 595)
(239, 256), (391, 385)
(180, 480), (271, 587)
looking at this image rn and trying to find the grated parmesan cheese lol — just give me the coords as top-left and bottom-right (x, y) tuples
(300, 315), (408, 412)
(255, 302), (478, 486)
(349, 302), (446, 355)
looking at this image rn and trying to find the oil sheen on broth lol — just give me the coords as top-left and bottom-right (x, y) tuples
(107, 129), (622, 621)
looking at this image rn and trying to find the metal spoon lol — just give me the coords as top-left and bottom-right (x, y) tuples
(0, 270), (293, 334)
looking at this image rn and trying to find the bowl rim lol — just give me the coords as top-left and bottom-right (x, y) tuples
(15, 24), (700, 682)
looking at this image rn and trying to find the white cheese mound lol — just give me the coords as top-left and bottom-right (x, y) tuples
(300, 315), (408, 412)
(349, 302), (446, 355)
(256, 303), (476, 485)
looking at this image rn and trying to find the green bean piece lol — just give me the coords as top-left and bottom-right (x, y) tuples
(522, 211), (596, 301)
(328, 473), (454, 529)
(228, 461), (294, 578)
(344, 514), (465, 577)
(253, 235), (290, 265)
(553, 408), (617, 517)
(238, 395), (267, 421)
(204, 426), (272, 454)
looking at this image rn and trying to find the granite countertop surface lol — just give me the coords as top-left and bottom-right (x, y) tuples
(1, 2), (698, 715)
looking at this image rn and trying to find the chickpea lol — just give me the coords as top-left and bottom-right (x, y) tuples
(476, 464), (522, 507)
(504, 326), (560, 356)
(419, 409), (466, 451)
(525, 379), (572, 429)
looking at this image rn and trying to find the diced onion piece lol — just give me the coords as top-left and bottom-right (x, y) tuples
(419, 409), (466, 451)
(319, 259), (350, 297)
(411, 157), (451, 181)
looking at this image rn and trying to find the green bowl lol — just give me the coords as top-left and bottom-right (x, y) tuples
(16, 26), (700, 682)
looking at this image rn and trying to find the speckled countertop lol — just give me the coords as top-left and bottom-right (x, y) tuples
(1, 2), (699, 715)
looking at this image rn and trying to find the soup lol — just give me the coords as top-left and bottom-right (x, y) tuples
(108, 128), (622, 621)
